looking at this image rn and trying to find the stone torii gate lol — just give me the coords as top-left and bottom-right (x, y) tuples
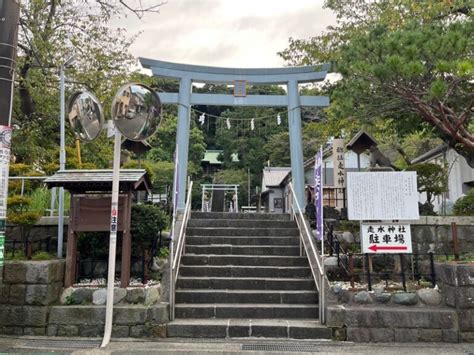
(139, 58), (329, 211)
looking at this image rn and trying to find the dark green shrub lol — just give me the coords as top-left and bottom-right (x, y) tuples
(131, 204), (168, 255)
(453, 189), (474, 216)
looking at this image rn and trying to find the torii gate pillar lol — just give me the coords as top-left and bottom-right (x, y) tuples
(140, 58), (330, 211)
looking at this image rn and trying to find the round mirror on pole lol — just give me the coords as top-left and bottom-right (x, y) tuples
(68, 91), (104, 141)
(111, 83), (161, 141)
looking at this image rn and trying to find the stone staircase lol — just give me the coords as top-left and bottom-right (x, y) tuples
(167, 212), (332, 339)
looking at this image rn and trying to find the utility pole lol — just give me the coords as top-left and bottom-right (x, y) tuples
(0, 0), (20, 282)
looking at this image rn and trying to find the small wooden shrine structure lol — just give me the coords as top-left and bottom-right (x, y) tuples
(45, 169), (152, 287)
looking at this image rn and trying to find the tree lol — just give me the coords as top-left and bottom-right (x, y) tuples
(279, 1), (473, 166)
(13, 1), (163, 169)
(407, 163), (448, 212)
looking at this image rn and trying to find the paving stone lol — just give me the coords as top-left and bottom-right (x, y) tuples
(126, 288), (146, 304)
(417, 288), (441, 306)
(326, 306), (345, 327)
(392, 292), (418, 305)
(49, 306), (105, 325)
(114, 306), (148, 325)
(23, 327), (46, 336)
(347, 327), (370, 342)
(57, 325), (79, 336)
(25, 283), (62, 306)
(92, 289), (107, 305)
(460, 331), (474, 342)
(130, 325), (150, 337)
(114, 288), (127, 304)
(46, 325), (58, 336)
(6, 306), (48, 327)
(151, 324), (167, 338)
(418, 328), (442, 342)
(111, 325), (129, 338)
(442, 329), (459, 343)
(456, 286), (474, 309)
(345, 309), (381, 327)
(370, 328), (394, 342)
(394, 328), (418, 342)
(145, 287), (159, 305)
(79, 325), (103, 337)
(149, 303), (169, 323)
(458, 309), (474, 331)
(354, 290), (372, 304)
(3, 262), (27, 283)
(0, 284), (10, 304)
(69, 287), (96, 304)
(9, 284), (26, 305)
(374, 292), (391, 303)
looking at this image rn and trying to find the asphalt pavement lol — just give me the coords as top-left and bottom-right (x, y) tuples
(0, 336), (473, 354)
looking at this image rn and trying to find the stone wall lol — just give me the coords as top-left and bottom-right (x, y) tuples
(436, 263), (474, 342)
(0, 260), (64, 335)
(410, 216), (474, 254)
(0, 260), (169, 338)
(326, 262), (474, 343)
(47, 304), (169, 338)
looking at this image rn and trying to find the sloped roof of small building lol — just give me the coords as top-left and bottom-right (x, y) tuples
(44, 169), (151, 193)
(201, 150), (239, 165)
(262, 167), (291, 189)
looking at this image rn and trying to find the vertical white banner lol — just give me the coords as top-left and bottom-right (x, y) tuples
(332, 138), (345, 188)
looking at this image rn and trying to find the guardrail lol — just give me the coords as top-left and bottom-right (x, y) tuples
(288, 182), (327, 324)
(169, 180), (193, 320)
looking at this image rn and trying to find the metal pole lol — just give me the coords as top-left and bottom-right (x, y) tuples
(101, 131), (122, 348)
(247, 168), (250, 206)
(0, 0), (20, 282)
(57, 64), (66, 258)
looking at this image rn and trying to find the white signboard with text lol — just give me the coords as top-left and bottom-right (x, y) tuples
(347, 172), (419, 220)
(361, 223), (412, 254)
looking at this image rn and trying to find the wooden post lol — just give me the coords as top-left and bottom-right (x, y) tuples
(65, 195), (77, 287)
(64, 228), (77, 287)
(120, 194), (132, 287)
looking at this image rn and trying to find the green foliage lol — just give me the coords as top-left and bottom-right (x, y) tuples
(406, 163), (448, 205)
(279, 0), (474, 167)
(77, 232), (108, 259)
(131, 204), (168, 252)
(453, 189), (474, 216)
(158, 247), (170, 259)
(31, 251), (56, 261)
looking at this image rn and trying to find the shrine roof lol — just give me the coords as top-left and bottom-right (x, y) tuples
(44, 169), (152, 193)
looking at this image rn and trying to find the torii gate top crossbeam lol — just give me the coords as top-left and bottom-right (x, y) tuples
(140, 58), (330, 85)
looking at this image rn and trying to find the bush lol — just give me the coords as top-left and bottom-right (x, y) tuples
(453, 189), (474, 216)
(131, 204), (168, 254)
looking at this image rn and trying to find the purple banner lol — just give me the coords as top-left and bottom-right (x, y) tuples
(314, 147), (323, 240)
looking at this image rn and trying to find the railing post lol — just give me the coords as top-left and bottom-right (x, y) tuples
(429, 252), (436, 288)
(400, 254), (406, 292)
(365, 253), (372, 291)
(451, 222), (459, 261)
(349, 253), (355, 289)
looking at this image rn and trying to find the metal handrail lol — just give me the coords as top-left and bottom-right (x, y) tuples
(169, 180), (193, 320)
(288, 182), (326, 324)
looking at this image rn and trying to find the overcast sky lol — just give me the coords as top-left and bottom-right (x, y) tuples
(115, 0), (337, 69)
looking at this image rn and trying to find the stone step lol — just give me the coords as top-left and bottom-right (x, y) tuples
(187, 227), (299, 237)
(179, 265), (311, 278)
(186, 236), (300, 246)
(175, 289), (317, 304)
(191, 212), (291, 221)
(185, 245), (300, 256)
(166, 318), (332, 339)
(176, 276), (315, 290)
(188, 219), (296, 228)
(175, 303), (319, 319)
(181, 254), (309, 267)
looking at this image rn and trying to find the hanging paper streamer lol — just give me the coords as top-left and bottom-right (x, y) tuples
(226, 118), (231, 130)
(277, 113), (281, 125)
(250, 118), (255, 131)
(198, 113), (205, 125)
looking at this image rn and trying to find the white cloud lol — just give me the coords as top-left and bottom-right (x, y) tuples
(113, 0), (336, 68)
